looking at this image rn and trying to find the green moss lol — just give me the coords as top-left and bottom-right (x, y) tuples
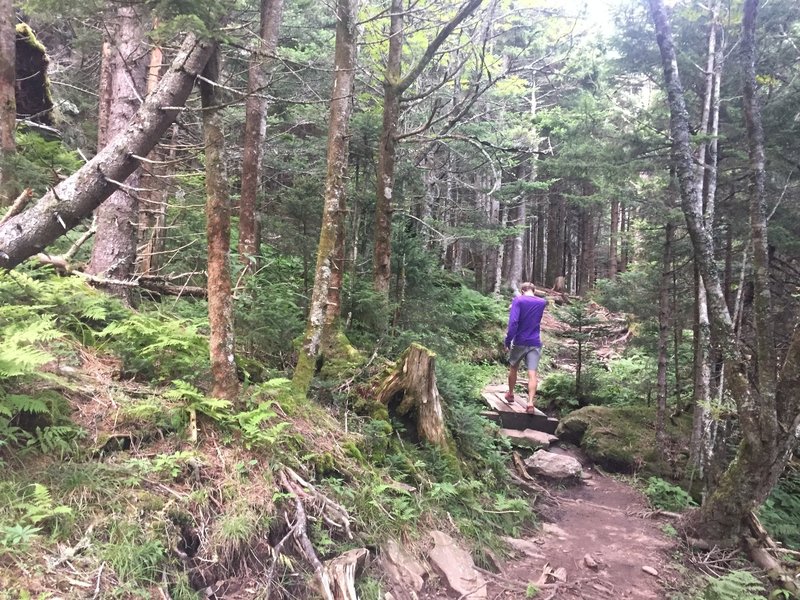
(320, 331), (364, 379)
(343, 441), (365, 464)
(557, 405), (691, 476)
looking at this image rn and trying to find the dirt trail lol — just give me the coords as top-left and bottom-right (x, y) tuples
(491, 447), (680, 599)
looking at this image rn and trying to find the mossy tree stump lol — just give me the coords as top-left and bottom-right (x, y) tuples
(376, 343), (448, 448)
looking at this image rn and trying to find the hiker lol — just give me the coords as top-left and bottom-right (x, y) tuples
(504, 282), (547, 413)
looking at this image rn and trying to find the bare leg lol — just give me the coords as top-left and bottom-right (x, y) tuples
(506, 365), (517, 401)
(527, 369), (538, 409)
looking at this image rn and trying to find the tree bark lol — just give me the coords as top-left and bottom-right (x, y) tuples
(136, 35), (169, 277)
(377, 344), (449, 448)
(649, 0), (800, 542)
(656, 218), (673, 452)
(741, 0), (776, 401)
(239, 0), (284, 272)
(293, 0), (359, 393)
(609, 198), (619, 279)
(87, 5), (148, 303)
(0, 33), (214, 270)
(0, 0), (15, 205)
(372, 0), (483, 295)
(201, 48), (239, 402)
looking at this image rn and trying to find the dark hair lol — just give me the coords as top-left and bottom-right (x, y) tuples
(520, 282), (535, 293)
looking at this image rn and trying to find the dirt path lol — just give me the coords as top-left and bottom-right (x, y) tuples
(491, 447), (680, 599)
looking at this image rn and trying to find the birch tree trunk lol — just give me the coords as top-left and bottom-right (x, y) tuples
(201, 48), (239, 402)
(293, 0), (359, 393)
(688, 0), (722, 476)
(0, 0), (15, 204)
(0, 33), (214, 270)
(649, 0), (800, 542)
(87, 6), (148, 303)
(239, 0), (284, 272)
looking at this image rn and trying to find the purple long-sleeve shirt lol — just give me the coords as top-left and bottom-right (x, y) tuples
(505, 294), (547, 348)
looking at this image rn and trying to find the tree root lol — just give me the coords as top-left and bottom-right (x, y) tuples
(510, 451), (558, 505)
(745, 511), (800, 596)
(277, 469), (366, 599)
(283, 466), (352, 539)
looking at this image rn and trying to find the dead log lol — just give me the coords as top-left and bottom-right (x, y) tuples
(376, 343), (449, 448)
(0, 33), (214, 269)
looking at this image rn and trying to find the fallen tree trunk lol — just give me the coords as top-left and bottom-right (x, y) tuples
(376, 343), (449, 448)
(0, 32), (214, 270)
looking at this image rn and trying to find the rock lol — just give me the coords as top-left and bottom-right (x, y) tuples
(583, 554), (599, 570)
(502, 536), (544, 559)
(580, 471), (593, 480)
(557, 405), (691, 476)
(540, 523), (568, 540)
(641, 565), (659, 577)
(428, 531), (487, 599)
(501, 428), (559, 450)
(380, 539), (427, 594)
(525, 450), (582, 479)
(553, 567), (567, 582)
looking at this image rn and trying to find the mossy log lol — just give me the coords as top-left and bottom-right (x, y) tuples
(376, 343), (448, 448)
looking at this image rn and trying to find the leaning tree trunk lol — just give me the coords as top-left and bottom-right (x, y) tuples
(292, 0), (359, 394)
(649, 0), (800, 542)
(87, 5), (148, 303)
(377, 344), (449, 448)
(0, 33), (213, 270)
(0, 0), (16, 204)
(239, 0), (283, 272)
(201, 48), (239, 403)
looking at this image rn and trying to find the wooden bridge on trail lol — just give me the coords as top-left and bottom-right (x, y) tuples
(481, 383), (559, 436)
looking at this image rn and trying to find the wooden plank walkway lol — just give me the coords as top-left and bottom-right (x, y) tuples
(481, 384), (559, 435)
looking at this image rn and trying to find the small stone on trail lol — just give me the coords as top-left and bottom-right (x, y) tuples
(641, 565), (659, 577)
(584, 553), (599, 570)
(525, 450), (582, 479)
(553, 567), (567, 582)
(580, 471), (593, 480)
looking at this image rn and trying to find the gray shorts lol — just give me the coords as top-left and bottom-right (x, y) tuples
(508, 345), (542, 371)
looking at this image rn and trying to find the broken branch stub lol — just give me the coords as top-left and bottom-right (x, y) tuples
(376, 343), (448, 448)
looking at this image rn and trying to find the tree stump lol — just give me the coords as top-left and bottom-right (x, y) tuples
(376, 344), (448, 448)
(322, 548), (369, 600)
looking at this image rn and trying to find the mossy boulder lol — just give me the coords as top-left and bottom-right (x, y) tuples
(557, 405), (690, 477)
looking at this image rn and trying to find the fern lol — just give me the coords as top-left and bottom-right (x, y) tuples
(759, 470), (800, 550)
(702, 570), (766, 600)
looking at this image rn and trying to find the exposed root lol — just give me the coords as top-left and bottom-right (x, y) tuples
(745, 511), (800, 595)
(278, 469), (367, 599)
(283, 466), (352, 539)
(510, 451), (558, 505)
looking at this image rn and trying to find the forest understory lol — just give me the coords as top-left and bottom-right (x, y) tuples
(2, 0), (800, 598)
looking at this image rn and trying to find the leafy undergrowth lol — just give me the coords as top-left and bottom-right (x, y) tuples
(0, 269), (533, 599)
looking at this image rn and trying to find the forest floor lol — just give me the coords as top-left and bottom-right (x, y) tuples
(418, 442), (684, 600)
(493, 448), (680, 599)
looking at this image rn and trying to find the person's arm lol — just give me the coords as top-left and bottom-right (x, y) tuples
(505, 299), (520, 349)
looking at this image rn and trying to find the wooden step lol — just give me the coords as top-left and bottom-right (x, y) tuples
(481, 385), (559, 435)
